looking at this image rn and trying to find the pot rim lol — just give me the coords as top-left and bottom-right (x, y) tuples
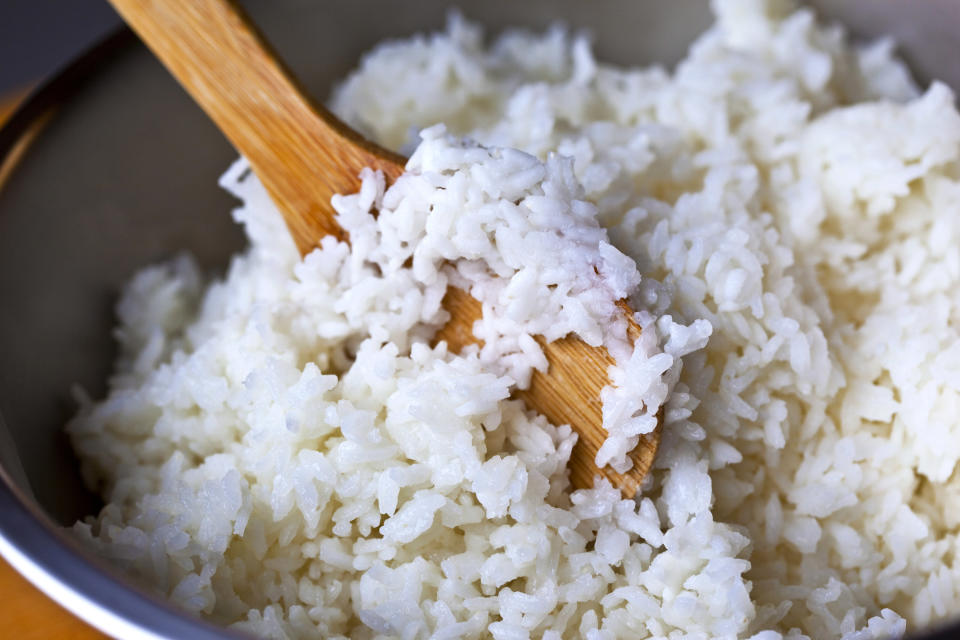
(0, 27), (245, 640)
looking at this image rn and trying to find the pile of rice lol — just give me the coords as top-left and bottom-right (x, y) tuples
(67, 0), (960, 638)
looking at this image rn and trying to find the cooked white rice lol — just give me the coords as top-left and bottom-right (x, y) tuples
(67, 0), (960, 638)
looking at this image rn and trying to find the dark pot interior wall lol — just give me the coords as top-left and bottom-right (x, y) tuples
(0, 0), (120, 94)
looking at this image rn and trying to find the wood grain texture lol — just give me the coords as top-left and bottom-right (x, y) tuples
(0, 558), (107, 639)
(0, 89), (108, 639)
(437, 291), (658, 494)
(107, 0), (659, 493)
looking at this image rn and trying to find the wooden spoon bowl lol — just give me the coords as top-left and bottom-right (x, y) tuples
(108, 0), (658, 495)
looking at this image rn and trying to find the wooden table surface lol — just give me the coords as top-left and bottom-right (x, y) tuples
(0, 88), (109, 639)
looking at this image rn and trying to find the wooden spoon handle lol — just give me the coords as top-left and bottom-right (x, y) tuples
(108, 0), (405, 252)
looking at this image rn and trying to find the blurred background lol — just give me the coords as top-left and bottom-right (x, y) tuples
(0, 0), (119, 98)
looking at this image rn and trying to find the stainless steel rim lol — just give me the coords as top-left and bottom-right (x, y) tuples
(0, 28), (244, 640)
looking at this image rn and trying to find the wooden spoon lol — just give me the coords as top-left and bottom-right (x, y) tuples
(108, 0), (658, 495)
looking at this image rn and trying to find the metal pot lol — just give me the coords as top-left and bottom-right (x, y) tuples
(0, 1), (957, 637)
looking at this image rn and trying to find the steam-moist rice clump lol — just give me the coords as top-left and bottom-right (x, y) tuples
(67, 0), (960, 638)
